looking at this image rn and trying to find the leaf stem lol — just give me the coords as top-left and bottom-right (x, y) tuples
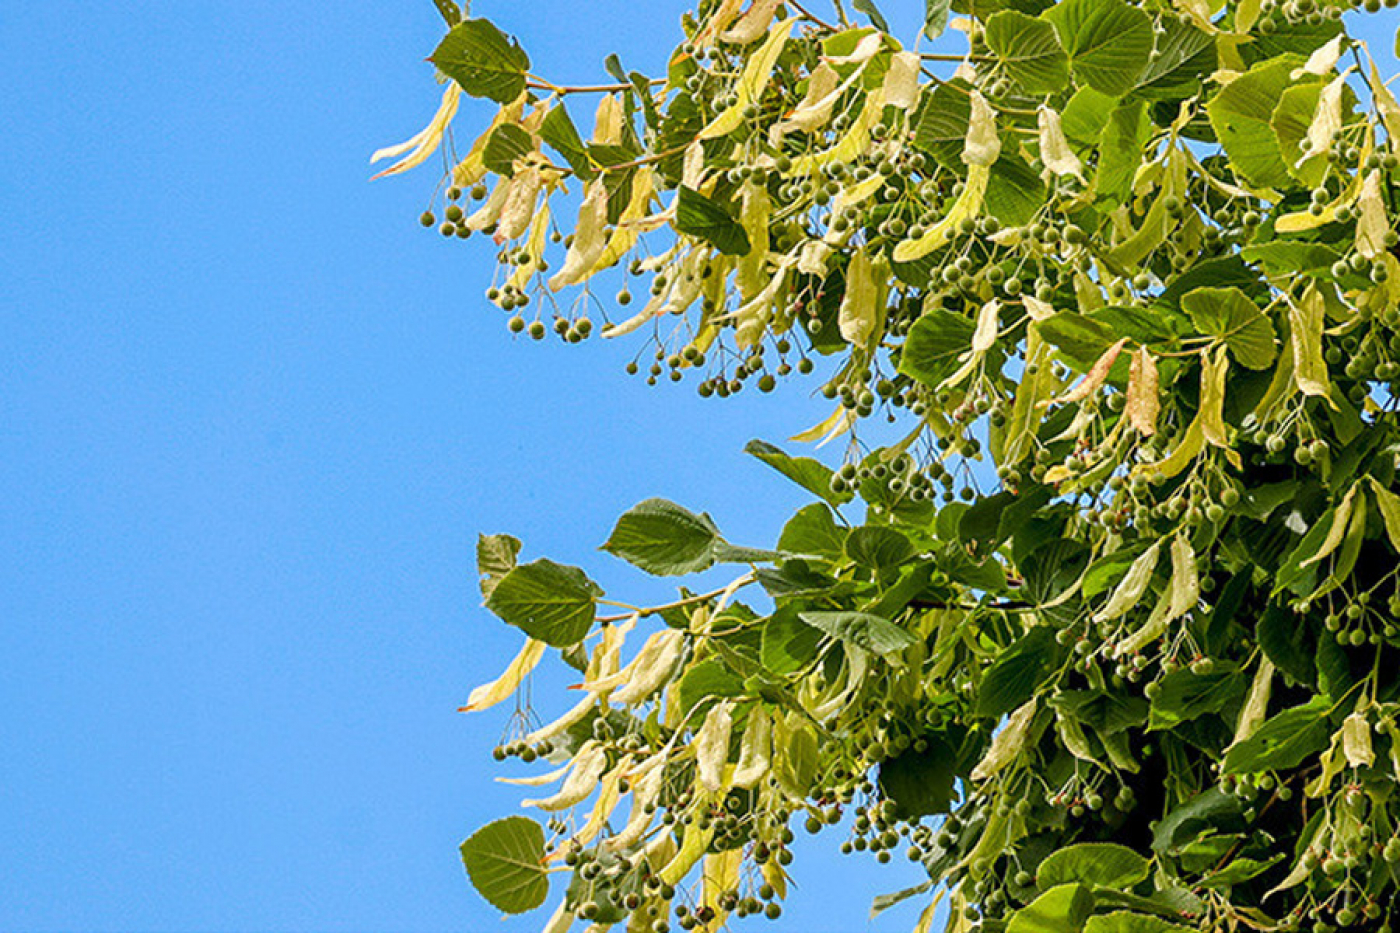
(788, 0), (838, 31)
(596, 574), (757, 624)
(918, 53), (992, 63)
(526, 75), (667, 95)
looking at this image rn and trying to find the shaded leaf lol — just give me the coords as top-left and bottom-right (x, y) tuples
(1223, 698), (1331, 773)
(801, 611), (916, 658)
(676, 186), (751, 256)
(1038, 844), (1150, 891)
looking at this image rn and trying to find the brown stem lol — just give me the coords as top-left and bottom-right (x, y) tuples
(787, 0), (838, 31)
(595, 575), (757, 624)
(526, 75), (667, 95)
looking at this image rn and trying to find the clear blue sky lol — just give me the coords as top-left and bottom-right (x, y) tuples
(0, 2), (1394, 931)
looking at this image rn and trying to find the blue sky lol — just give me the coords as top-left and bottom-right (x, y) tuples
(1, 2), (1395, 931)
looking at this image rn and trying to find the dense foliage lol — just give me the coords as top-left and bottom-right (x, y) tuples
(377, 1), (1400, 931)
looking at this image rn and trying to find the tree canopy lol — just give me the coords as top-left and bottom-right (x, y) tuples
(376, 1), (1400, 931)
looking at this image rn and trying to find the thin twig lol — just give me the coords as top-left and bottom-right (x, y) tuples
(919, 53), (992, 63)
(596, 574), (758, 623)
(526, 74), (667, 96)
(788, 0), (838, 30)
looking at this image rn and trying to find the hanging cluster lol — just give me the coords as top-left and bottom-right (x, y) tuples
(378, 0), (1400, 931)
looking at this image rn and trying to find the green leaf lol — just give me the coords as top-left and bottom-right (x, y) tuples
(844, 525), (916, 573)
(778, 503), (847, 560)
(1007, 883), (1096, 933)
(459, 816), (549, 915)
(1181, 287), (1278, 369)
(482, 123), (534, 177)
(1205, 56), (1298, 190)
(1038, 844), (1150, 891)
(602, 499), (722, 576)
(1133, 19), (1215, 100)
(878, 733), (959, 819)
(1096, 101), (1149, 207)
(676, 186), (750, 256)
(800, 611), (917, 659)
(1371, 479), (1400, 555)
(1148, 665), (1247, 731)
(676, 657), (745, 717)
(477, 533), (522, 599)
(986, 11), (1070, 94)
(744, 439), (853, 506)
(924, 0), (953, 38)
(432, 0), (462, 27)
(773, 715), (819, 796)
(978, 626), (1059, 717)
(1223, 698), (1332, 774)
(852, 0), (890, 30)
(1049, 690), (1148, 734)
(1256, 604), (1317, 686)
(1201, 853), (1286, 889)
(912, 80), (973, 169)
(1270, 83), (1328, 188)
(1042, 0), (1152, 96)
(987, 153), (1049, 227)
(1241, 241), (1344, 278)
(1021, 538), (1090, 612)
(1084, 913), (1197, 933)
(1038, 313), (1117, 372)
(899, 306), (977, 387)
(761, 608), (822, 675)
(539, 104), (596, 180)
(1152, 788), (1242, 852)
(1061, 86), (1118, 146)
(431, 19), (532, 105)
(485, 558), (602, 647)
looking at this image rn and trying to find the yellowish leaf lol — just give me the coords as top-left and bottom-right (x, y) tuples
(1301, 485), (1360, 568)
(695, 702), (734, 793)
(1169, 533), (1199, 619)
(971, 698), (1038, 781)
(964, 90), (1001, 167)
(786, 87), (885, 176)
(893, 163), (989, 261)
(1291, 285), (1331, 398)
(718, 0), (781, 45)
(883, 51), (922, 110)
(1037, 105), (1083, 180)
(1369, 477), (1400, 554)
(1093, 540), (1162, 624)
(1127, 347), (1160, 436)
(370, 83), (462, 179)
(790, 404), (856, 445)
(1199, 346), (1229, 448)
(1356, 169), (1390, 259)
(838, 246), (879, 348)
(1232, 659), (1274, 748)
(732, 707), (773, 788)
(1046, 338), (1127, 406)
(497, 166), (544, 241)
(700, 19), (795, 139)
(1343, 711), (1375, 769)
(460, 638), (547, 713)
(1295, 34), (1346, 77)
(522, 741), (608, 810)
(547, 180), (610, 291)
(1303, 70), (1350, 166)
(611, 628), (687, 705)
